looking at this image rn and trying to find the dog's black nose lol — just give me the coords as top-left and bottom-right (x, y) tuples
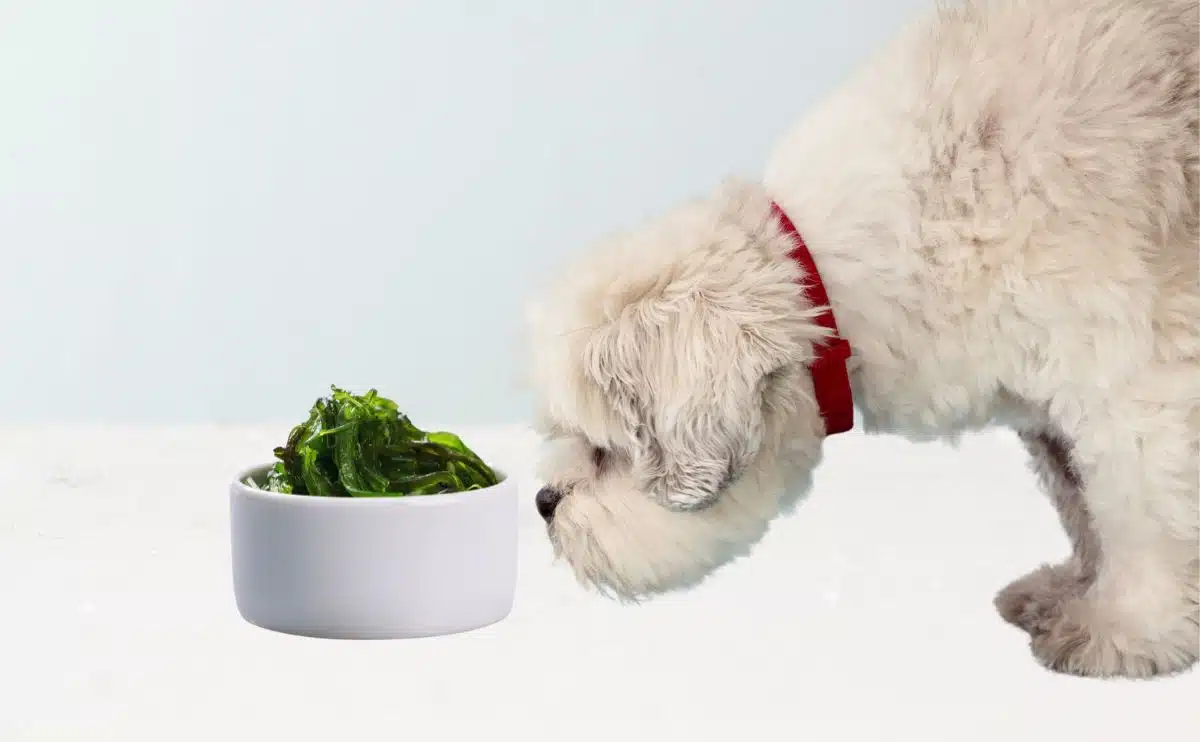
(535, 486), (563, 521)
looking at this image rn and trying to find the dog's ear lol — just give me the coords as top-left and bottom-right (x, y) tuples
(583, 297), (770, 512)
(635, 407), (761, 511)
(571, 179), (830, 510)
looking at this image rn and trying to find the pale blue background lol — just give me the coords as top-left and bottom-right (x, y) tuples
(1, 0), (925, 424)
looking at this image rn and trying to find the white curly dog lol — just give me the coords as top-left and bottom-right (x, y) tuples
(526, 0), (1198, 678)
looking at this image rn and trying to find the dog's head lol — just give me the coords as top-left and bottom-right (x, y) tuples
(526, 179), (834, 600)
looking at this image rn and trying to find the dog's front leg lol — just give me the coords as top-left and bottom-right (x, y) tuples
(1019, 379), (1199, 678)
(994, 430), (1099, 633)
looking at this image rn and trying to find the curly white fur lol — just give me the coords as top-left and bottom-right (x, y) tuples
(526, 0), (1198, 678)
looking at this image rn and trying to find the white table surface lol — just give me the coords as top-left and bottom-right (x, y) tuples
(2, 425), (1196, 741)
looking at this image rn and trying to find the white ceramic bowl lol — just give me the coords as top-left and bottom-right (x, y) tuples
(230, 464), (518, 639)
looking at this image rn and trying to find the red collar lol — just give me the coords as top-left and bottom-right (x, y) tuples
(770, 201), (855, 436)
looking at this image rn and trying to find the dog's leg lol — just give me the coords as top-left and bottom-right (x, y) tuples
(994, 430), (1099, 634)
(1023, 381), (1199, 678)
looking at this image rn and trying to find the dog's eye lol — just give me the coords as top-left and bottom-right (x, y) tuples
(591, 447), (607, 470)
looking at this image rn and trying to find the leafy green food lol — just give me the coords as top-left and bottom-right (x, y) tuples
(249, 386), (499, 497)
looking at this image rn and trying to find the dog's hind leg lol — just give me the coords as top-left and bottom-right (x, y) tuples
(994, 430), (1100, 634)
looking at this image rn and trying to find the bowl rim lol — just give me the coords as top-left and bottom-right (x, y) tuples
(230, 462), (511, 508)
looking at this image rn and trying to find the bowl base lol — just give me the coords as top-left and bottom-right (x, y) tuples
(235, 604), (514, 640)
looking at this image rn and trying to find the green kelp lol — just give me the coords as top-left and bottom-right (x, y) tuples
(250, 386), (499, 497)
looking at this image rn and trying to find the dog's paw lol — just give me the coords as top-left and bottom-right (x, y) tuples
(994, 562), (1089, 634)
(1028, 595), (1199, 679)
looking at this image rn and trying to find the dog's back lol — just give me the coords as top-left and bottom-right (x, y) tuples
(927, 0), (1199, 360)
(899, 0), (1198, 373)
